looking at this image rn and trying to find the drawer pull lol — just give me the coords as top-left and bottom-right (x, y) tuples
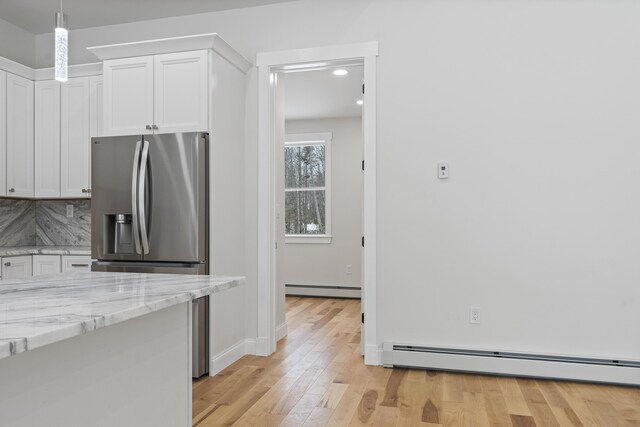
(71, 264), (89, 267)
(3, 262), (10, 267)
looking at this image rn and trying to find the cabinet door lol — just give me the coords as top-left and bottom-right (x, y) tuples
(153, 50), (208, 134)
(35, 80), (61, 198)
(33, 255), (62, 276)
(61, 77), (90, 198)
(61, 255), (92, 272)
(6, 73), (34, 197)
(0, 71), (6, 197)
(2, 256), (33, 280)
(88, 75), (103, 194)
(103, 56), (153, 136)
(89, 75), (103, 138)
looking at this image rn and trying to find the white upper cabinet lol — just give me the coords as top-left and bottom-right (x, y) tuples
(103, 50), (208, 136)
(34, 80), (61, 198)
(0, 71), (6, 197)
(89, 75), (103, 138)
(103, 56), (154, 136)
(61, 77), (91, 197)
(6, 73), (34, 198)
(153, 50), (208, 134)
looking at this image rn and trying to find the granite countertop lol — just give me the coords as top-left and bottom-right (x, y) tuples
(0, 246), (91, 256)
(0, 272), (244, 360)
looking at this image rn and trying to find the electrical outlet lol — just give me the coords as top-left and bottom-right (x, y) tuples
(346, 264), (352, 275)
(470, 307), (481, 324)
(66, 204), (74, 218)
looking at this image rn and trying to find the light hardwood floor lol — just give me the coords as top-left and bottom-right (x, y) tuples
(192, 297), (640, 426)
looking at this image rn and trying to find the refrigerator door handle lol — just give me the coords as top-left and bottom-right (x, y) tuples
(131, 140), (143, 255)
(138, 139), (151, 255)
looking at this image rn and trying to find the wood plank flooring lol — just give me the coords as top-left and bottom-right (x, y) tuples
(192, 297), (640, 426)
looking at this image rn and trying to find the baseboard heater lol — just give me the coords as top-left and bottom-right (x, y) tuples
(382, 343), (640, 386)
(285, 284), (361, 299)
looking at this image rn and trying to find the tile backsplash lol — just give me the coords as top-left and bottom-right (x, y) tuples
(0, 199), (91, 247)
(0, 199), (36, 246)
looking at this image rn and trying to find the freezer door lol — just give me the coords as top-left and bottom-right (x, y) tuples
(141, 132), (208, 263)
(91, 135), (144, 261)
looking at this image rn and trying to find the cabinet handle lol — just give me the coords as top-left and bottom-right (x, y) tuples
(71, 264), (89, 267)
(81, 189), (87, 193)
(4, 262), (11, 267)
(145, 125), (152, 130)
(8, 188), (15, 193)
(152, 124), (158, 130)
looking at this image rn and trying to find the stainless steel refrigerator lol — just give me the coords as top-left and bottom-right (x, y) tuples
(91, 131), (210, 377)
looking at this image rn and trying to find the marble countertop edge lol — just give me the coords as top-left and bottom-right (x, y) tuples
(0, 274), (244, 361)
(0, 246), (92, 256)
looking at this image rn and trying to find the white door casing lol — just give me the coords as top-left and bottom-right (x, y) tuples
(256, 42), (379, 364)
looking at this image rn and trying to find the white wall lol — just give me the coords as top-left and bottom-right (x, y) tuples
(30, 0), (640, 361)
(0, 17), (35, 68)
(283, 117), (362, 289)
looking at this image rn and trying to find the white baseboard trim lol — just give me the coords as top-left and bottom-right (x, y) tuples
(244, 338), (256, 356)
(382, 343), (640, 386)
(255, 336), (270, 356)
(364, 344), (381, 366)
(209, 338), (256, 376)
(276, 322), (288, 341)
(285, 284), (361, 299)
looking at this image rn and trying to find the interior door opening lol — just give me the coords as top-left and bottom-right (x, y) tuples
(271, 59), (365, 354)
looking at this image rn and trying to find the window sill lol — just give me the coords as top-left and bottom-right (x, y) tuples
(285, 235), (332, 244)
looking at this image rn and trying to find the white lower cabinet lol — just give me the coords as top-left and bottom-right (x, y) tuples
(1, 256), (33, 280)
(32, 255), (62, 276)
(61, 255), (92, 272)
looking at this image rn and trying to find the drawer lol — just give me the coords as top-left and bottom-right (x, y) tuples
(61, 255), (92, 272)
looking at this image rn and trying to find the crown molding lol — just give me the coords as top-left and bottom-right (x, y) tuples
(87, 33), (252, 73)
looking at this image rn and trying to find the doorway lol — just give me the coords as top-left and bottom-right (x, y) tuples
(256, 42), (379, 365)
(276, 62), (364, 346)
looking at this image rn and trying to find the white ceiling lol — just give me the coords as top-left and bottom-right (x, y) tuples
(284, 65), (364, 121)
(0, 0), (297, 34)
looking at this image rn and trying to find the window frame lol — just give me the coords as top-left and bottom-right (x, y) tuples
(284, 132), (332, 244)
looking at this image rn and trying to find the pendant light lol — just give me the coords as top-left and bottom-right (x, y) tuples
(54, 1), (68, 82)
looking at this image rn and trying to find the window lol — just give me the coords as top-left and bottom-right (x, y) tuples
(285, 132), (332, 243)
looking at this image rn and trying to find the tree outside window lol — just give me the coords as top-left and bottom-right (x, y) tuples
(284, 133), (332, 240)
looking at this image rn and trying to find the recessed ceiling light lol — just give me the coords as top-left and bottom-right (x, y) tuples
(356, 99), (363, 106)
(332, 69), (348, 76)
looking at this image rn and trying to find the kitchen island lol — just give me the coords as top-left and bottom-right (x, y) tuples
(0, 271), (243, 427)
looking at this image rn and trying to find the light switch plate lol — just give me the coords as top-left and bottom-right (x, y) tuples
(66, 204), (73, 218)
